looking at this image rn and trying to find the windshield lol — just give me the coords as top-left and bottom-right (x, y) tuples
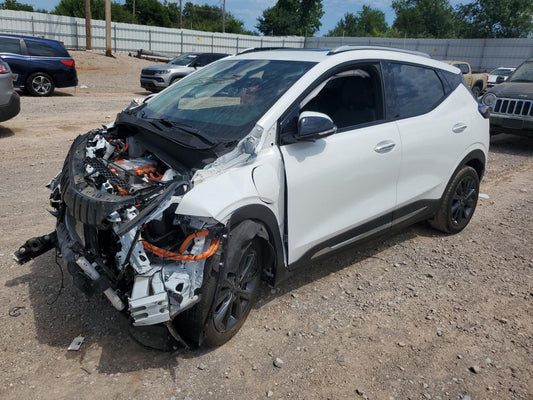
(137, 59), (315, 144)
(490, 68), (514, 77)
(508, 62), (533, 83)
(169, 54), (198, 66)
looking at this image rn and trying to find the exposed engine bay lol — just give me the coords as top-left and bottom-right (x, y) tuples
(15, 125), (226, 331)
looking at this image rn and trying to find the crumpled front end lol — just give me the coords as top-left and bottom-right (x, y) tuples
(43, 127), (224, 327)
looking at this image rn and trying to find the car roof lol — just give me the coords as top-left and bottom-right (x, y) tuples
(0, 33), (65, 46)
(185, 52), (229, 56)
(234, 46), (457, 73)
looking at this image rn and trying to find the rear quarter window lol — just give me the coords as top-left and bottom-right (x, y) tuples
(26, 40), (68, 57)
(0, 37), (22, 54)
(384, 62), (445, 119)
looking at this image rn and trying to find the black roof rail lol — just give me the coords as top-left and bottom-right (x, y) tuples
(238, 47), (291, 55)
(237, 47), (327, 55)
(328, 45), (430, 58)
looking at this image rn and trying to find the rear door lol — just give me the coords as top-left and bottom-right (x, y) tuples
(382, 62), (474, 214)
(0, 36), (27, 86)
(280, 63), (401, 265)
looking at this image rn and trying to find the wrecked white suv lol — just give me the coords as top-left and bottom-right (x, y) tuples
(15, 47), (490, 347)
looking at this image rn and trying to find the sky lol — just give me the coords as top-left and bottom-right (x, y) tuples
(21, 0), (465, 36)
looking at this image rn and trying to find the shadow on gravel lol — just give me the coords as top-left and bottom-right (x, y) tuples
(0, 126), (15, 138)
(5, 224), (421, 374)
(257, 227), (421, 309)
(490, 133), (533, 156)
(17, 90), (73, 97)
(135, 91), (153, 96)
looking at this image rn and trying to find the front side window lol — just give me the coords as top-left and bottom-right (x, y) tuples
(136, 59), (315, 143)
(301, 65), (384, 130)
(384, 62), (445, 119)
(0, 37), (22, 54)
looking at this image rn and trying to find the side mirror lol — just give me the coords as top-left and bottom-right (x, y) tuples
(496, 75), (505, 84)
(297, 111), (337, 141)
(190, 62), (201, 69)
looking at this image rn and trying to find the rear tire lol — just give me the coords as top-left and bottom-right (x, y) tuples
(26, 72), (54, 96)
(429, 166), (479, 234)
(472, 85), (481, 97)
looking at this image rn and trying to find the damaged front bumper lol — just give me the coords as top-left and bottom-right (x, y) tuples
(15, 128), (226, 330)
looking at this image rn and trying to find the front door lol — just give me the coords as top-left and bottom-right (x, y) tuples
(279, 64), (401, 265)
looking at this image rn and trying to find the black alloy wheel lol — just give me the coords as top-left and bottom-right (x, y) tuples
(450, 174), (477, 227)
(429, 166), (480, 234)
(175, 222), (265, 348)
(213, 243), (260, 333)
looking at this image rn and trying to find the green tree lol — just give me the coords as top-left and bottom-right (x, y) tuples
(51, 0), (252, 33)
(327, 6), (387, 37)
(455, 0), (533, 38)
(54, 0), (135, 23)
(392, 0), (455, 38)
(0, 0), (34, 11)
(123, 0), (170, 26)
(256, 0), (324, 36)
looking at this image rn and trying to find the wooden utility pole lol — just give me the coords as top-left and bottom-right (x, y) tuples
(132, 0), (135, 16)
(222, 0), (226, 33)
(105, 0), (112, 57)
(179, 0), (183, 29)
(85, 0), (91, 50)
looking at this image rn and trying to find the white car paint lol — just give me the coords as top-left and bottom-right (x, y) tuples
(177, 48), (488, 266)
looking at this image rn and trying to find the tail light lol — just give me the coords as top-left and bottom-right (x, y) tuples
(61, 59), (75, 67)
(0, 62), (10, 74)
(478, 104), (490, 119)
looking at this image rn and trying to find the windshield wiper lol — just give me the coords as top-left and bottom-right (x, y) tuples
(152, 119), (215, 146)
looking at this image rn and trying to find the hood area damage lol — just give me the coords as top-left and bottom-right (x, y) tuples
(14, 124), (233, 341)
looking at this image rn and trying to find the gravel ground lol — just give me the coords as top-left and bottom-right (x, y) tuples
(0, 51), (531, 400)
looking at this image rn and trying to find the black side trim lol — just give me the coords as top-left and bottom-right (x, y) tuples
(391, 200), (440, 232)
(284, 199), (440, 281)
(287, 212), (392, 272)
(228, 204), (286, 285)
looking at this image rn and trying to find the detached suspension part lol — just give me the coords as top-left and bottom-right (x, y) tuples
(13, 232), (57, 265)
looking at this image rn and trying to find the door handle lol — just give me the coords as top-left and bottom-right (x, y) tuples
(452, 123), (468, 133)
(374, 141), (396, 154)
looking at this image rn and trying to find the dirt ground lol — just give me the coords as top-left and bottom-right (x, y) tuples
(0, 51), (531, 400)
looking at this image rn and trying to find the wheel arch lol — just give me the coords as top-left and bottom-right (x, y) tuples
(473, 80), (484, 90)
(461, 149), (486, 180)
(170, 74), (186, 83)
(26, 69), (56, 84)
(228, 204), (286, 285)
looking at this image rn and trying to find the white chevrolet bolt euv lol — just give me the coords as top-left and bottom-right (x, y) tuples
(16, 47), (489, 347)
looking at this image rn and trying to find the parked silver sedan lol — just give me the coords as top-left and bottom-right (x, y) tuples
(0, 59), (20, 122)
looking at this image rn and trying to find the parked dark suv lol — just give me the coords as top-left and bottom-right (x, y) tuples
(481, 58), (533, 137)
(0, 34), (78, 96)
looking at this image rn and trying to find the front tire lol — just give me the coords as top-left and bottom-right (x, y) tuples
(175, 221), (264, 347)
(472, 85), (481, 97)
(26, 72), (55, 96)
(429, 166), (480, 234)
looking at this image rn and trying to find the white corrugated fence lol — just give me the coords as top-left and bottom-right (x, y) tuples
(1, 10), (532, 70)
(0, 10), (304, 54)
